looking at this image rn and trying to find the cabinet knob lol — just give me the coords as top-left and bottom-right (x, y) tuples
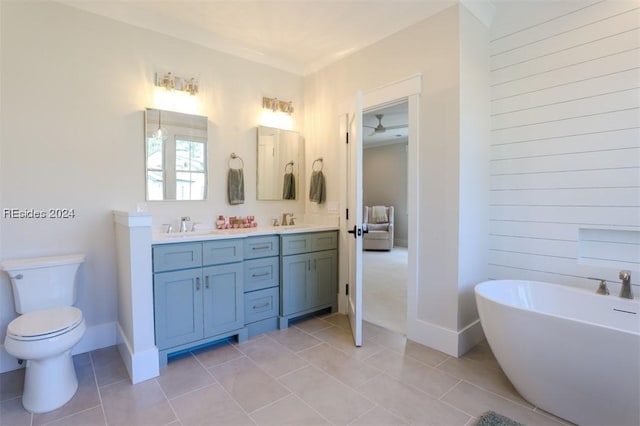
(196, 277), (201, 290)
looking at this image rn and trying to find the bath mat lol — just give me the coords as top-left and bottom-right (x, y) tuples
(475, 411), (524, 426)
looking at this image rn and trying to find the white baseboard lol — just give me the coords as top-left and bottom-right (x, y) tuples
(394, 239), (408, 248)
(0, 321), (118, 374)
(407, 317), (485, 357)
(116, 322), (159, 384)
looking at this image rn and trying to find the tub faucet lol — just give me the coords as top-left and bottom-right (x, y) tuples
(180, 216), (191, 232)
(619, 270), (633, 299)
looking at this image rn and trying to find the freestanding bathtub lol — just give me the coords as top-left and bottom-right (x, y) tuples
(475, 280), (639, 426)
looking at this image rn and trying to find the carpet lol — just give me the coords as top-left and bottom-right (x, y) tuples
(475, 411), (524, 426)
(362, 247), (408, 334)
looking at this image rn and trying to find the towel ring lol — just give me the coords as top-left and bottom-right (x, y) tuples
(285, 161), (294, 173)
(312, 157), (323, 172)
(228, 153), (244, 169)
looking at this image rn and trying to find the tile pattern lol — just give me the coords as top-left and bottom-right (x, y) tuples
(0, 314), (570, 426)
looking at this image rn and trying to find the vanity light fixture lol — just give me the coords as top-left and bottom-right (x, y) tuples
(155, 72), (199, 96)
(183, 78), (199, 96)
(157, 72), (175, 91)
(262, 97), (294, 115)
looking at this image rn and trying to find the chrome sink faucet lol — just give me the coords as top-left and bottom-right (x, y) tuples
(282, 213), (294, 226)
(180, 216), (191, 232)
(619, 270), (633, 299)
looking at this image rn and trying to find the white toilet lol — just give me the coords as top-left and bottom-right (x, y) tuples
(2, 254), (86, 413)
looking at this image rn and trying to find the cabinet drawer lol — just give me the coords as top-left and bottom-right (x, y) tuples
(244, 236), (279, 259)
(203, 239), (243, 266)
(244, 287), (279, 324)
(281, 234), (312, 256)
(244, 257), (279, 292)
(153, 243), (202, 272)
(310, 232), (338, 252)
(281, 231), (338, 255)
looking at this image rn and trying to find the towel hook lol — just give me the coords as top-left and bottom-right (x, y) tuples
(285, 161), (294, 173)
(228, 153), (244, 169)
(312, 157), (323, 172)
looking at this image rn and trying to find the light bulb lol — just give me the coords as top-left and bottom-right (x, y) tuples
(153, 127), (168, 141)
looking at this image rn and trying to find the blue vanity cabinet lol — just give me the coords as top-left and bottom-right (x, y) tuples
(280, 231), (338, 328)
(243, 236), (280, 336)
(153, 268), (204, 350)
(152, 240), (247, 366)
(202, 263), (244, 337)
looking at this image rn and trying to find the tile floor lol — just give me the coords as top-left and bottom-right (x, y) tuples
(0, 314), (570, 426)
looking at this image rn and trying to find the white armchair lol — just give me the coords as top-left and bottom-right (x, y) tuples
(363, 205), (394, 251)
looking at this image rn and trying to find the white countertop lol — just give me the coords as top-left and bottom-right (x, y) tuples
(152, 224), (339, 244)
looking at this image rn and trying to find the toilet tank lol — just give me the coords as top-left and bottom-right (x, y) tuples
(1, 254), (85, 314)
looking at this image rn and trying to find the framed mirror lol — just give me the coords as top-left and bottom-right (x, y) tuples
(257, 126), (302, 200)
(145, 108), (208, 201)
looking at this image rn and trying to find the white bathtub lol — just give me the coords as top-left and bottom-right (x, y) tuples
(475, 280), (639, 426)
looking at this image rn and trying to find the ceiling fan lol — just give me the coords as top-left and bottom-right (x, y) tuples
(364, 114), (406, 136)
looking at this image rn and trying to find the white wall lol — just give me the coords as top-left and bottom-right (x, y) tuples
(458, 5), (491, 330)
(0, 1), (304, 372)
(305, 4), (491, 355)
(363, 142), (409, 247)
(489, 0), (640, 293)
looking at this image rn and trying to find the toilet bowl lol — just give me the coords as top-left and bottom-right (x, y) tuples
(1, 254), (86, 413)
(4, 306), (86, 413)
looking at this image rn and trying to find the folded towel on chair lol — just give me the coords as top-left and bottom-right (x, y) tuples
(372, 205), (388, 223)
(228, 168), (245, 205)
(282, 172), (296, 200)
(309, 170), (326, 204)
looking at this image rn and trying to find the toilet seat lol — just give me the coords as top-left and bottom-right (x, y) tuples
(7, 307), (83, 341)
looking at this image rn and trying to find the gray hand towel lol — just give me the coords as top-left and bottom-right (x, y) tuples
(309, 170), (325, 204)
(228, 168), (244, 205)
(282, 172), (296, 200)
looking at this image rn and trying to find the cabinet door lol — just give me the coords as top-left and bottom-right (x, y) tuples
(281, 253), (310, 315)
(310, 250), (337, 308)
(154, 269), (203, 349)
(202, 264), (244, 337)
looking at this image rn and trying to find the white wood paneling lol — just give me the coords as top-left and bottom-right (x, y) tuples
(491, 127), (640, 159)
(492, 66), (640, 113)
(490, 0), (640, 289)
(490, 167), (640, 190)
(489, 219), (581, 241)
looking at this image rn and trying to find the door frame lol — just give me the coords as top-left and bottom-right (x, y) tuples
(338, 74), (422, 341)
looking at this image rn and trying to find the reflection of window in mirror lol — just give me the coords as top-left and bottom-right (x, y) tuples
(176, 138), (206, 200)
(145, 109), (208, 201)
(256, 126), (302, 201)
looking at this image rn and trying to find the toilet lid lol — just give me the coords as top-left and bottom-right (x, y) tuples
(7, 306), (83, 339)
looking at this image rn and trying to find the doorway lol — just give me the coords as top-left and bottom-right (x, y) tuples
(362, 101), (409, 334)
(340, 74), (420, 347)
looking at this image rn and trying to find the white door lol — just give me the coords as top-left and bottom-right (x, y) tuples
(343, 92), (363, 346)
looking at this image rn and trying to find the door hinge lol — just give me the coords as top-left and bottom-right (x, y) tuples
(346, 283), (349, 295)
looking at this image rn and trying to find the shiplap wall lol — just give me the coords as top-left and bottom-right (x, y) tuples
(489, 0), (640, 292)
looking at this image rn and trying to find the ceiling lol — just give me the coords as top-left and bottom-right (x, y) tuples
(363, 102), (408, 147)
(58, 0), (457, 75)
